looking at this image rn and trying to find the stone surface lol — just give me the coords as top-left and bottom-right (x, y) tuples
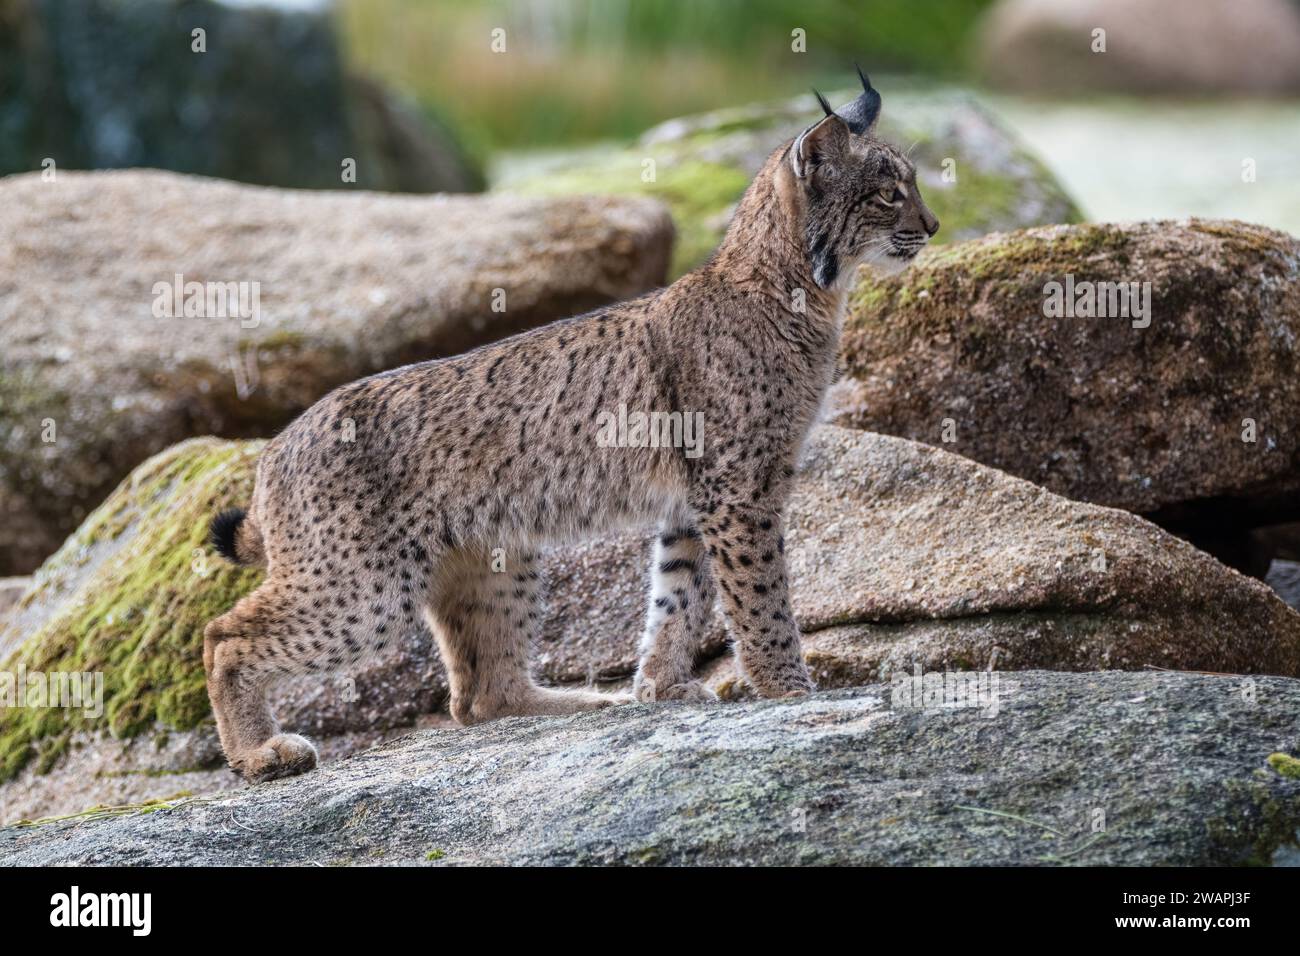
(0, 169), (674, 573)
(5, 426), (1299, 820)
(0, 438), (450, 802)
(1268, 561), (1300, 612)
(977, 0), (1300, 95)
(0, 0), (481, 192)
(834, 220), (1300, 546)
(583, 424), (1300, 694)
(0, 578), (25, 619)
(495, 87), (1080, 277)
(3, 672), (1299, 866)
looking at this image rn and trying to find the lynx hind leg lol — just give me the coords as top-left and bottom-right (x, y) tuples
(634, 521), (718, 703)
(426, 548), (632, 724)
(203, 563), (427, 781)
(204, 580), (321, 782)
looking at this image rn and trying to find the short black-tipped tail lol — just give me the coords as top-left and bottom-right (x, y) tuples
(209, 508), (263, 566)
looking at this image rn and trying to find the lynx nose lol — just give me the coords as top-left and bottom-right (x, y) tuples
(922, 208), (940, 237)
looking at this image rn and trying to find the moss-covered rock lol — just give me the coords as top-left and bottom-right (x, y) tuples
(0, 439), (262, 781)
(494, 87), (1081, 277)
(834, 219), (1300, 564)
(0, 169), (674, 574)
(0, 436), (454, 817)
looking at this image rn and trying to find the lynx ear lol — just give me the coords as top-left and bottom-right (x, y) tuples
(790, 105), (849, 180)
(834, 64), (882, 137)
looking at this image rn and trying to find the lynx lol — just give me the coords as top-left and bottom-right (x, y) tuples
(204, 71), (939, 781)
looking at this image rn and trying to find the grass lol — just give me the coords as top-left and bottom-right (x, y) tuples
(336, 0), (994, 149)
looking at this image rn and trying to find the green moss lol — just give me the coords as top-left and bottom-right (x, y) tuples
(1267, 752), (1300, 780)
(0, 438), (264, 781)
(1189, 220), (1294, 259)
(0, 368), (78, 535)
(514, 150), (1069, 279)
(1209, 778), (1300, 865)
(841, 221), (1155, 369)
(245, 328), (308, 351)
(633, 845), (665, 865)
(425, 849), (446, 861)
(848, 280), (892, 318)
(505, 152), (748, 278)
(912, 222), (1134, 283)
(923, 165), (1080, 244)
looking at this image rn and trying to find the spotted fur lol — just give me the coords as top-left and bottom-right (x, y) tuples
(202, 84), (938, 781)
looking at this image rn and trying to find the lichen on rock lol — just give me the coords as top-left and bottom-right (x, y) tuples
(495, 87), (1081, 277)
(834, 219), (1300, 536)
(4, 672), (1300, 866)
(0, 439), (263, 781)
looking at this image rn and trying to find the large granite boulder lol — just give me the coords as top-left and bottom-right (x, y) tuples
(0, 169), (674, 573)
(3, 673), (1299, 866)
(977, 0), (1300, 95)
(495, 88), (1081, 277)
(4, 426), (1297, 821)
(833, 219), (1300, 574)
(0, 0), (481, 191)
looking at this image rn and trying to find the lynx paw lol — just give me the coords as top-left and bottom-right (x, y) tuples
(777, 686), (813, 699)
(234, 733), (318, 783)
(634, 676), (718, 703)
(662, 680), (719, 702)
(749, 674), (817, 700)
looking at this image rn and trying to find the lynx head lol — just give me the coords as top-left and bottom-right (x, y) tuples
(788, 68), (939, 288)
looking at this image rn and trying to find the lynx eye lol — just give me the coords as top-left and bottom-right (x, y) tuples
(876, 186), (903, 205)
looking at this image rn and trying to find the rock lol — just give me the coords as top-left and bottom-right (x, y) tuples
(4, 672), (1300, 865)
(0, 169), (674, 573)
(833, 219), (1300, 569)
(494, 88), (1080, 277)
(5, 426), (1298, 820)
(977, 0), (1300, 95)
(0, 437), (456, 820)
(1268, 561), (1300, 612)
(569, 424), (1300, 695)
(0, 578), (26, 621)
(0, 0), (481, 192)
(535, 421), (1300, 688)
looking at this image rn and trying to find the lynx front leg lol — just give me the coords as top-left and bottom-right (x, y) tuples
(634, 520), (718, 702)
(697, 502), (814, 698)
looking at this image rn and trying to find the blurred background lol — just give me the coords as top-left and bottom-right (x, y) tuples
(3, 0), (1298, 238)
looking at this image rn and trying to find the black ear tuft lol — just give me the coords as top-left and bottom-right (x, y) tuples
(855, 62), (873, 94)
(834, 63), (882, 136)
(812, 89), (834, 118)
